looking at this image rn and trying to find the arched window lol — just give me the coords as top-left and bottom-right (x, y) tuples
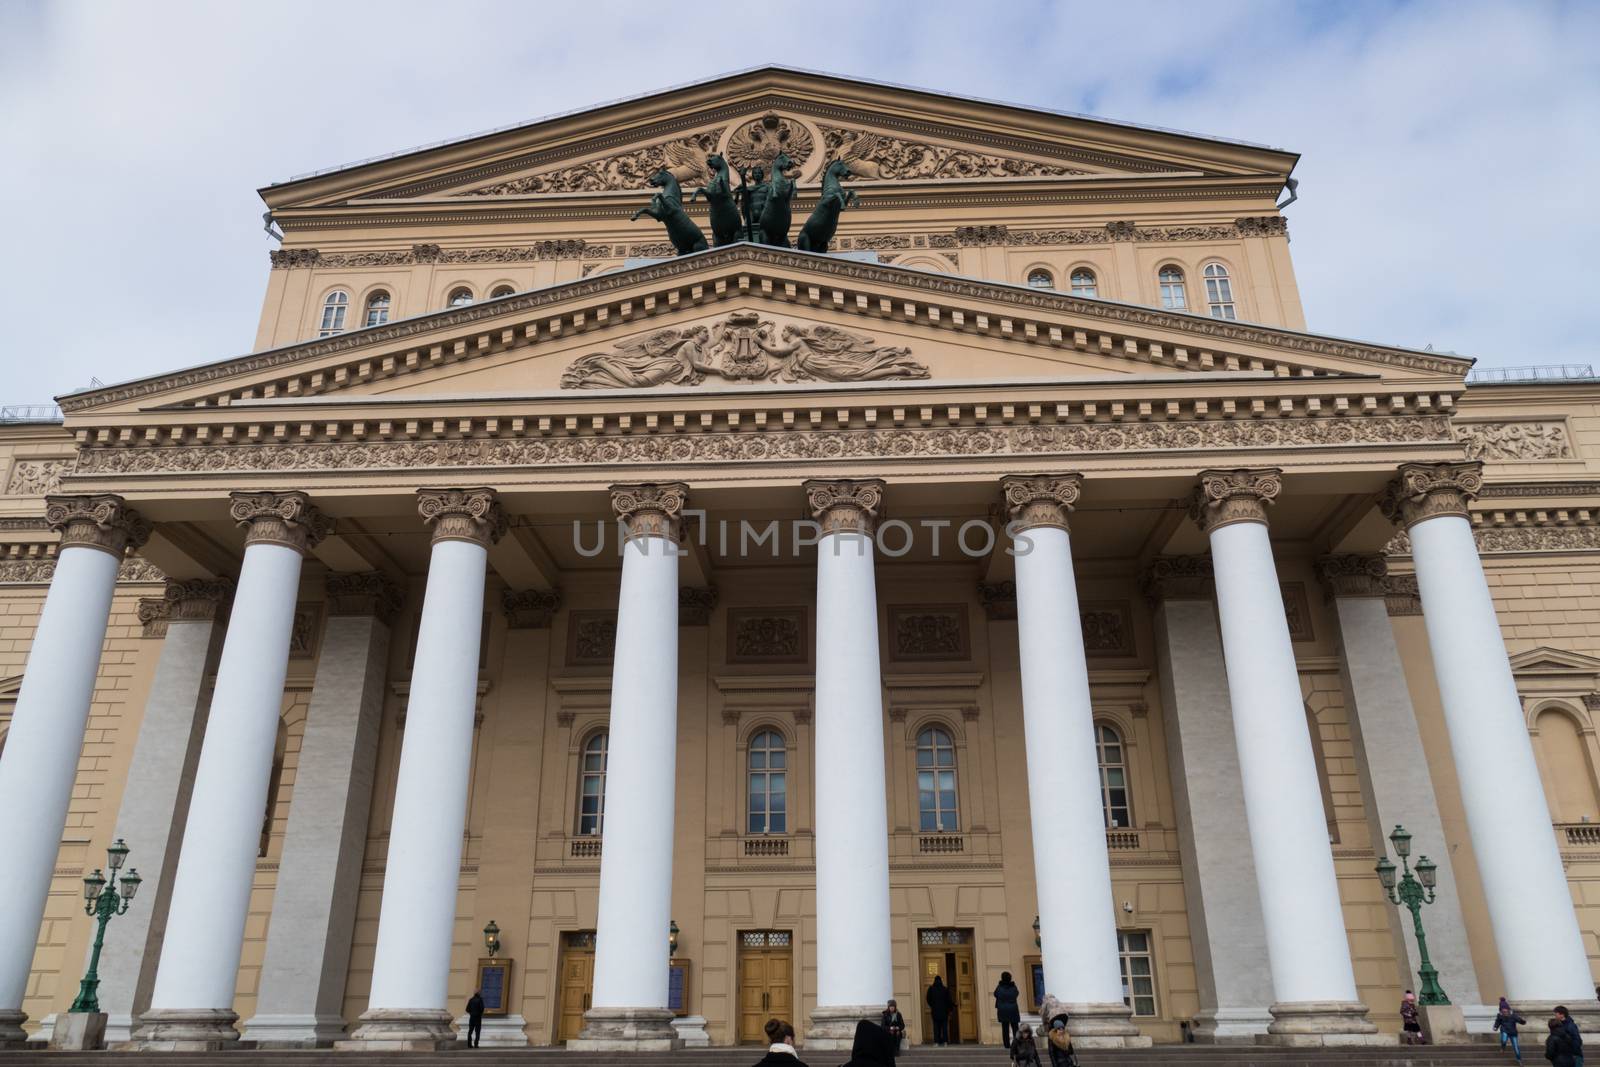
(1069, 268), (1098, 298)
(447, 287), (474, 308)
(1158, 266), (1187, 310)
(363, 290), (391, 328)
(318, 290), (349, 336)
(1203, 263), (1236, 320)
(490, 285), (516, 299)
(916, 727), (960, 832)
(1026, 269), (1055, 290)
(1096, 724), (1131, 828)
(747, 729), (788, 834)
(578, 732), (608, 835)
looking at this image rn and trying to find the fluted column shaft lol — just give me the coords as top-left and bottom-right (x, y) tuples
(345, 490), (503, 1052)
(138, 493), (328, 1051)
(0, 496), (148, 1047)
(1004, 476), (1146, 1047)
(1385, 463), (1594, 1012)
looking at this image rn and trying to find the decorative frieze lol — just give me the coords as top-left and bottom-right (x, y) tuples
(466, 128), (725, 195)
(0, 554), (164, 586)
(416, 487), (506, 547)
(229, 490), (331, 554)
(1474, 524), (1600, 554)
(888, 605), (969, 661)
(325, 572), (404, 626)
(611, 482), (690, 541)
(1281, 582), (1315, 642)
(1000, 474), (1082, 532)
(289, 603), (324, 659)
(270, 240), (591, 269)
(679, 586), (719, 626)
(6, 458), (68, 496)
(804, 478), (885, 536)
(502, 587), (562, 629)
(1188, 468), (1282, 534)
(567, 611), (618, 665)
(44, 494), (151, 557)
(1315, 554), (1388, 599)
(1079, 601), (1135, 657)
(1139, 556), (1215, 602)
(1379, 461), (1483, 530)
(728, 608), (807, 664)
(820, 126), (1089, 180)
(1454, 420), (1573, 462)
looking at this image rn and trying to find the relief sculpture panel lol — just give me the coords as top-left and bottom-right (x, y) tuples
(1454, 420), (1573, 461)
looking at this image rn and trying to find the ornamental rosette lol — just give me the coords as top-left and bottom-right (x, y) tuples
(229, 491), (331, 554)
(416, 488), (506, 547)
(1001, 474), (1083, 532)
(44, 494), (152, 556)
(803, 478), (885, 536)
(1188, 468), (1283, 534)
(610, 482), (689, 541)
(1378, 461), (1483, 531)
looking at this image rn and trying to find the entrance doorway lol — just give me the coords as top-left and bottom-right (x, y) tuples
(737, 930), (794, 1043)
(556, 930), (596, 1042)
(918, 928), (978, 1044)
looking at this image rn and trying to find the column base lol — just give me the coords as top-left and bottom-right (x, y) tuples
(49, 1012), (107, 1050)
(568, 1007), (683, 1051)
(1043, 998), (1151, 1048)
(335, 1007), (455, 1051)
(126, 1007), (241, 1051)
(1501, 1001), (1600, 1035)
(1417, 1003), (1471, 1045)
(1190, 1006), (1273, 1044)
(0, 1008), (29, 1049)
(805, 1003), (883, 1050)
(1261, 1000), (1388, 1046)
(453, 1013), (530, 1047)
(103, 1012), (137, 1045)
(672, 1015), (712, 1048)
(240, 1012), (349, 1047)
(1462, 1003), (1500, 1035)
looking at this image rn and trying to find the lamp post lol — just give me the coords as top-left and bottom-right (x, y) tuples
(69, 838), (141, 1014)
(1375, 824), (1448, 1005)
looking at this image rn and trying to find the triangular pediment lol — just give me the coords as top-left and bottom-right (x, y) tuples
(261, 68), (1297, 210)
(1509, 647), (1600, 676)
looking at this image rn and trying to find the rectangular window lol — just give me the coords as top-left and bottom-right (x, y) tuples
(1118, 931), (1157, 1016)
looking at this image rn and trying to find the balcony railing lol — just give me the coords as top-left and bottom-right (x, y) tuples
(1467, 364), (1595, 385)
(0, 404), (63, 424)
(1560, 823), (1600, 847)
(743, 837), (790, 857)
(918, 834), (965, 854)
(1106, 829), (1142, 850)
(569, 837), (602, 858)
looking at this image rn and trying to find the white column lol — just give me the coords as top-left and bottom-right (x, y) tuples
(571, 484), (687, 1051)
(802, 479), (893, 1050)
(134, 492), (328, 1051)
(1383, 463), (1595, 1017)
(0, 496), (148, 1048)
(1004, 476), (1148, 1048)
(1191, 470), (1379, 1045)
(342, 490), (503, 1051)
(243, 573), (402, 1047)
(94, 579), (233, 1044)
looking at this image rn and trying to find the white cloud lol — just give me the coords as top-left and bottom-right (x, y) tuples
(0, 0), (1593, 401)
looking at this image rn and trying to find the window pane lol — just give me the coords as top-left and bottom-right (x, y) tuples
(770, 774), (786, 795)
(769, 749), (786, 769)
(916, 748), (933, 768)
(749, 812), (764, 834)
(750, 749), (767, 769)
(920, 809), (938, 831)
(769, 789), (785, 812)
(770, 811), (786, 833)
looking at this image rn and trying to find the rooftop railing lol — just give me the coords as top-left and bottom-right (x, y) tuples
(1467, 364), (1595, 384)
(0, 404), (64, 424)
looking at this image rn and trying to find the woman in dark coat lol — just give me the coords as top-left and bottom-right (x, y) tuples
(840, 1020), (898, 1067)
(1549, 1017), (1580, 1067)
(752, 1019), (806, 1067)
(994, 972), (1022, 1048)
(926, 976), (954, 1046)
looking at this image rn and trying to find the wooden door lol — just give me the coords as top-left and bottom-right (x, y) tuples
(556, 934), (596, 1042)
(951, 944), (978, 1043)
(918, 932), (979, 1044)
(737, 931), (794, 1043)
(918, 947), (949, 1043)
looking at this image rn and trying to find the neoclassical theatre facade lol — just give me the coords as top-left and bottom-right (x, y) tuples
(3, 68), (1600, 1052)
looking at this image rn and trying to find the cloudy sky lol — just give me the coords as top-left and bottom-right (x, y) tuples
(1, 0), (1595, 403)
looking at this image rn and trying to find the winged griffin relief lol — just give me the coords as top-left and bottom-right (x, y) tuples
(466, 129), (728, 195)
(559, 311), (930, 389)
(819, 126), (1090, 180)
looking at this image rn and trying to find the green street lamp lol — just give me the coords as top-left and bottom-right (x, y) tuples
(70, 838), (141, 1014)
(1375, 823), (1448, 1006)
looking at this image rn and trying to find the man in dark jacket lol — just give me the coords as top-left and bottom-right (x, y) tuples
(842, 1019), (898, 1067)
(465, 990), (485, 1048)
(1555, 1006), (1584, 1067)
(926, 976), (954, 1046)
(994, 972), (1022, 1047)
(1549, 1018), (1580, 1067)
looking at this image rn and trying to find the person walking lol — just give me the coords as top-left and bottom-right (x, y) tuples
(1497, 998), (1528, 1064)
(1010, 1023), (1041, 1067)
(881, 1000), (906, 1053)
(464, 990), (485, 1048)
(1549, 1018), (1580, 1067)
(1555, 1006), (1584, 1067)
(926, 975), (954, 1046)
(753, 1018), (806, 1067)
(1401, 991), (1424, 1045)
(994, 971), (1022, 1048)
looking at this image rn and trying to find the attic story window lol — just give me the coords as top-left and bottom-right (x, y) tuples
(490, 285), (515, 299)
(364, 290), (391, 327)
(1204, 263), (1236, 320)
(1027, 269), (1054, 290)
(448, 287), (474, 308)
(318, 290), (348, 337)
(1070, 269), (1098, 298)
(1158, 266), (1187, 310)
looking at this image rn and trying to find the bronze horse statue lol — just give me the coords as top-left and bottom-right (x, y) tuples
(631, 167), (708, 255)
(757, 152), (797, 247)
(797, 159), (858, 253)
(690, 154), (743, 246)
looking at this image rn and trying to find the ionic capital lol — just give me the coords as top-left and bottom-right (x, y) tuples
(803, 478), (885, 535)
(229, 491), (331, 555)
(1314, 555), (1389, 600)
(44, 494), (151, 557)
(1139, 555), (1215, 602)
(610, 482), (690, 541)
(501, 587), (563, 629)
(1378, 461), (1483, 531)
(1188, 468), (1282, 534)
(325, 572), (405, 626)
(1000, 474), (1082, 532)
(416, 488), (506, 547)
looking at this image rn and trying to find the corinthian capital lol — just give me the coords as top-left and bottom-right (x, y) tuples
(1139, 555), (1215, 602)
(803, 478), (885, 535)
(325, 572), (405, 625)
(1001, 474), (1082, 531)
(229, 491), (331, 554)
(1188, 468), (1283, 534)
(45, 494), (152, 556)
(610, 482), (690, 541)
(416, 488), (506, 547)
(1314, 554), (1388, 600)
(1378, 461), (1483, 530)
(164, 577), (236, 621)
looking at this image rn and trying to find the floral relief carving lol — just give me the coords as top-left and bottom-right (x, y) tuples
(819, 126), (1089, 180)
(1454, 421), (1573, 461)
(568, 611), (618, 666)
(889, 605), (968, 661)
(289, 603), (323, 659)
(1280, 582), (1315, 641)
(1080, 601), (1134, 656)
(462, 129), (726, 195)
(6, 459), (68, 496)
(728, 609), (807, 664)
(270, 240), (589, 269)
